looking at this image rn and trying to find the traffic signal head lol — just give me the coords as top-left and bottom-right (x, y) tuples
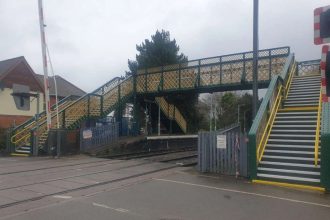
(315, 6), (330, 45)
(320, 9), (330, 38)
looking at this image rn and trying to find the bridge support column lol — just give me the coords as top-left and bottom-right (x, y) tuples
(132, 95), (141, 136)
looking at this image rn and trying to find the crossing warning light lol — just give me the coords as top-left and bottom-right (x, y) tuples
(321, 45), (330, 102)
(314, 6), (330, 45)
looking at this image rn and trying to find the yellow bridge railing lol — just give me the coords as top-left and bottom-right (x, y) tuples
(256, 84), (283, 162)
(315, 88), (322, 166)
(256, 62), (296, 162)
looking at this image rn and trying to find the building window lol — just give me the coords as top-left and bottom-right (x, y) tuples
(20, 96), (25, 107)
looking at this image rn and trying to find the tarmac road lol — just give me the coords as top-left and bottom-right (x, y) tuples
(0, 156), (330, 220)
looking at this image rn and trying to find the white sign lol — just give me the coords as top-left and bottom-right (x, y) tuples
(83, 129), (92, 139)
(217, 135), (226, 149)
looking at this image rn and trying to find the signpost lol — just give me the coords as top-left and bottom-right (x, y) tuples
(217, 134), (226, 149)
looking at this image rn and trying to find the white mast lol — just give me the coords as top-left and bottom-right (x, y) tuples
(38, 0), (51, 130)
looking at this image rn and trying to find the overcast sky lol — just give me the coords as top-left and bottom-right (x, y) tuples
(0, 0), (329, 92)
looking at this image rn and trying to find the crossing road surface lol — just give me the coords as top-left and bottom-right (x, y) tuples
(0, 156), (330, 219)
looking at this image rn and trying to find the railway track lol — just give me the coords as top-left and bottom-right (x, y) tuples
(100, 147), (195, 160)
(0, 148), (198, 209)
(0, 151), (197, 193)
(0, 158), (126, 176)
(0, 162), (178, 209)
(100, 147), (198, 166)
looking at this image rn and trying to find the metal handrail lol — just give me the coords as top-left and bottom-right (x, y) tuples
(284, 63), (296, 98)
(256, 84), (283, 162)
(137, 46), (290, 74)
(315, 88), (322, 166)
(11, 76), (132, 147)
(13, 94), (76, 132)
(10, 97), (74, 144)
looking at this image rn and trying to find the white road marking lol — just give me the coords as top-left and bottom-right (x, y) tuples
(154, 178), (330, 208)
(115, 208), (130, 213)
(0, 158), (16, 162)
(53, 195), (72, 199)
(92, 202), (130, 213)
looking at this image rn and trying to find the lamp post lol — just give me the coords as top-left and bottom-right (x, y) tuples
(252, 0), (259, 117)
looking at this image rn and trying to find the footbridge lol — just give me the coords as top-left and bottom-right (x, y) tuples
(10, 46), (290, 155)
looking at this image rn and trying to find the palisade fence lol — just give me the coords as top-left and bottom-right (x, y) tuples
(80, 123), (119, 152)
(198, 125), (248, 177)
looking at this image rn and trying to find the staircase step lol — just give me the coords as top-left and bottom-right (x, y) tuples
(273, 120), (317, 125)
(288, 92), (320, 96)
(259, 161), (320, 168)
(269, 134), (315, 138)
(290, 81), (320, 86)
(257, 173), (320, 183)
(267, 139), (316, 145)
(258, 167), (320, 176)
(272, 124), (316, 129)
(15, 149), (31, 154)
(266, 144), (314, 150)
(285, 97), (319, 102)
(283, 103), (318, 107)
(271, 129), (316, 134)
(284, 99), (319, 103)
(275, 116), (317, 120)
(264, 150), (318, 159)
(264, 150), (316, 155)
(277, 111), (317, 114)
(292, 78), (320, 82)
(289, 87), (320, 92)
(287, 92), (319, 96)
(262, 155), (319, 162)
(290, 84), (321, 91)
(289, 79), (320, 84)
(293, 75), (320, 80)
(288, 88), (320, 93)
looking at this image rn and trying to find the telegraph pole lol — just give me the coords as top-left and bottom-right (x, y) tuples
(38, 0), (51, 130)
(252, 0), (259, 117)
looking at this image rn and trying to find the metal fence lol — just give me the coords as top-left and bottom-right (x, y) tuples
(198, 125), (248, 177)
(80, 123), (119, 152)
(297, 60), (320, 76)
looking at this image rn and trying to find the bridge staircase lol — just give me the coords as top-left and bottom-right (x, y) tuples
(10, 76), (134, 156)
(249, 55), (330, 191)
(155, 97), (187, 134)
